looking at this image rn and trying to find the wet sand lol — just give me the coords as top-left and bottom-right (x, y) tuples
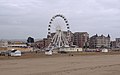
(0, 54), (120, 75)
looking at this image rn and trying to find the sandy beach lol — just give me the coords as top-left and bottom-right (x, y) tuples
(0, 54), (120, 75)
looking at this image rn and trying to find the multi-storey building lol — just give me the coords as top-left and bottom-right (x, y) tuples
(73, 32), (89, 48)
(0, 40), (8, 47)
(110, 41), (116, 48)
(35, 40), (44, 49)
(35, 38), (51, 49)
(89, 34), (110, 48)
(110, 38), (120, 49)
(115, 38), (120, 48)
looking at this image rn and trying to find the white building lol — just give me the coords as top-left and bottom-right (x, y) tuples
(0, 40), (8, 47)
(60, 47), (83, 52)
(116, 38), (120, 48)
(8, 44), (27, 48)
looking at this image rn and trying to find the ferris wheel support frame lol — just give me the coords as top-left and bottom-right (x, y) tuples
(47, 14), (71, 51)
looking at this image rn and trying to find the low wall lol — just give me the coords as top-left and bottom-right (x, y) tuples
(60, 48), (83, 52)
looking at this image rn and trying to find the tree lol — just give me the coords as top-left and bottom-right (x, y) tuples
(27, 37), (34, 43)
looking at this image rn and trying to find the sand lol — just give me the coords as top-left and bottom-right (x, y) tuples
(0, 54), (120, 75)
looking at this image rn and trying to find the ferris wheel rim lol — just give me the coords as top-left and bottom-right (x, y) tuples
(47, 14), (70, 38)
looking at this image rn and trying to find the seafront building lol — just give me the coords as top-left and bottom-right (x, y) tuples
(116, 38), (120, 48)
(0, 34), (119, 52)
(0, 40), (8, 48)
(35, 38), (51, 49)
(89, 34), (110, 49)
(111, 38), (120, 49)
(110, 41), (116, 48)
(0, 40), (33, 51)
(73, 32), (89, 48)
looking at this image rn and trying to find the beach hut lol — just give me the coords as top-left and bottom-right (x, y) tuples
(10, 49), (22, 56)
(102, 49), (108, 53)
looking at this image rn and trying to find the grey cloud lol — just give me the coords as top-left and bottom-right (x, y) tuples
(0, 0), (120, 40)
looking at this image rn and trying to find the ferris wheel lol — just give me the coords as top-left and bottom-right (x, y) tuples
(47, 14), (71, 51)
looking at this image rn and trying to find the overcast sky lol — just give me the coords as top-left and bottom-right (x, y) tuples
(0, 0), (120, 40)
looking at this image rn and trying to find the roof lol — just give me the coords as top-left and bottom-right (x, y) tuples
(11, 50), (17, 52)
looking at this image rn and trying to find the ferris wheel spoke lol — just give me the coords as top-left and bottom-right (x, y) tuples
(47, 14), (70, 51)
